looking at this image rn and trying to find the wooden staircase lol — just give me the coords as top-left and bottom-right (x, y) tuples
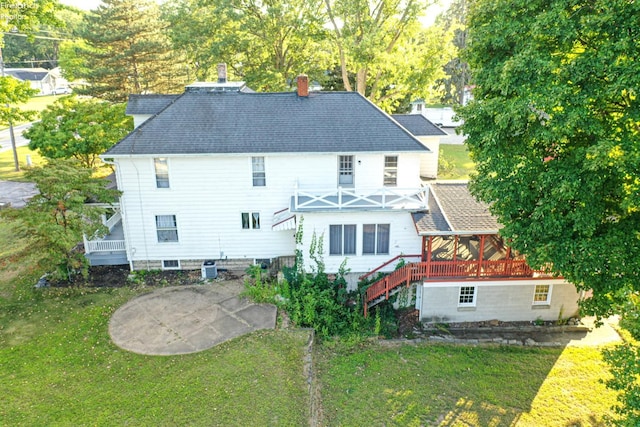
(363, 262), (427, 317)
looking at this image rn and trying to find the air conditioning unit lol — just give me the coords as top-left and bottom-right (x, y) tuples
(254, 258), (271, 269)
(201, 260), (218, 279)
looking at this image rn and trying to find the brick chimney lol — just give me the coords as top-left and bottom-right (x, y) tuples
(217, 63), (227, 84)
(297, 74), (309, 97)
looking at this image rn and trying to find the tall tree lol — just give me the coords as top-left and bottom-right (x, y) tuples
(25, 96), (132, 169)
(458, 1), (640, 422)
(324, 0), (451, 110)
(163, 0), (330, 91)
(2, 159), (119, 280)
(434, 0), (469, 105)
(74, 0), (188, 102)
(2, 5), (85, 70)
(0, 77), (38, 171)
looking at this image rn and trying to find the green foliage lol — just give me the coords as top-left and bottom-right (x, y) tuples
(0, 1), (60, 36)
(459, 0), (640, 318)
(1, 159), (120, 280)
(25, 96), (133, 169)
(163, 0), (330, 91)
(72, 0), (189, 101)
(242, 265), (281, 304)
(0, 77), (38, 126)
(602, 343), (640, 426)
(459, 0), (640, 419)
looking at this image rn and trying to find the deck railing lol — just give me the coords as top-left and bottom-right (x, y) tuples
(84, 239), (126, 253)
(363, 260), (554, 316)
(293, 186), (428, 211)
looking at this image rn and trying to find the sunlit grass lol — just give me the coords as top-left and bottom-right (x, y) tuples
(439, 144), (475, 180)
(0, 146), (45, 181)
(316, 341), (618, 426)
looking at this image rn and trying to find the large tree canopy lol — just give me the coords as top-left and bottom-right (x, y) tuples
(73, 0), (188, 101)
(459, 0), (640, 317)
(25, 96), (132, 169)
(163, 0), (330, 91)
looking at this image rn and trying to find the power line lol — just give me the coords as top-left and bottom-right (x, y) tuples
(3, 32), (68, 41)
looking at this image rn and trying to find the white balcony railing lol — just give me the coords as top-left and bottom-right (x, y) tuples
(105, 211), (121, 231)
(293, 186), (429, 211)
(84, 239), (126, 253)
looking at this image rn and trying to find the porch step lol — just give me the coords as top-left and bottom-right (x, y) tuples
(86, 251), (128, 266)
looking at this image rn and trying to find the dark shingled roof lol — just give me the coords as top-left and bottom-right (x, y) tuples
(413, 182), (501, 234)
(106, 91), (430, 156)
(5, 69), (49, 81)
(391, 114), (447, 136)
(125, 94), (180, 115)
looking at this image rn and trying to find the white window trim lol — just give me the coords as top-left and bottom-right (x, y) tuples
(154, 158), (170, 189)
(458, 286), (477, 307)
(155, 214), (179, 243)
(532, 284), (553, 305)
(251, 156), (266, 187)
(162, 260), (181, 270)
(241, 211), (261, 230)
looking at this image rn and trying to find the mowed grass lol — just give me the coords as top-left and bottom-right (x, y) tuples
(316, 341), (618, 426)
(0, 220), (310, 426)
(0, 147), (45, 181)
(439, 144), (475, 180)
(0, 214), (620, 426)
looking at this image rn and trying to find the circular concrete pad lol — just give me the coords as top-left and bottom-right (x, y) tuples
(109, 284), (277, 356)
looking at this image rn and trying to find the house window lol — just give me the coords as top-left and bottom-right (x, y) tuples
(156, 215), (178, 242)
(329, 224), (356, 255)
(242, 212), (260, 229)
(338, 155), (354, 186)
(162, 260), (180, 270)
(533, 285), (552, 305)
(252, 157), (266, 187)
(384, 156), (398, 186)
(458, 286), (477, 307)
(154, 158), (169, 188)
(362, 224), (390, 255)
(416, 103), (423, 112)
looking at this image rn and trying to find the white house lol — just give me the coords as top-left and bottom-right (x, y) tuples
(88, 71), (581, 323)
(4, 68), (54, 95)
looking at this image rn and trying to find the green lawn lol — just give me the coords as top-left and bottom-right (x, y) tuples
(0, 217), (620, 426)
(316, 341), (618, 426)
(0, 147), (45, 181)
(439, 144), (475, 180)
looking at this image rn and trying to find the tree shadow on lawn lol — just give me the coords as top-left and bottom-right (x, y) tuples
(317, 341), (615, 426)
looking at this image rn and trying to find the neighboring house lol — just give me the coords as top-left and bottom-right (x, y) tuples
(4, 68), (54, 95)
(391, 114), (445, 179)
(87, 71), (581, 323)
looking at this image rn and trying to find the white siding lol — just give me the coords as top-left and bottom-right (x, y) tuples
(418, 279), (582, 323)
(416, 136), (440, 178)
(114, 152), (424, 270)
(300, 210), (422, 274)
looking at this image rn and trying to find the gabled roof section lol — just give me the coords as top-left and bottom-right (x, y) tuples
(413, 182), (501, 235)
(125, 94), (181, 115)
(5, 68), (50, 82)
(105, 91), (431, 156)
(391, 114), (447, 136)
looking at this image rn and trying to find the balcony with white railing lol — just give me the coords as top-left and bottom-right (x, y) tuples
(84, 213), (126, 255)
(292, 186), (429, 212)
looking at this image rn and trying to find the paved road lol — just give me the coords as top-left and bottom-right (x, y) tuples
(0, 122), (33, 153)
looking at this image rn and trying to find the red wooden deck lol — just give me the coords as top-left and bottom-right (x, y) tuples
(363, 260), (553, 316)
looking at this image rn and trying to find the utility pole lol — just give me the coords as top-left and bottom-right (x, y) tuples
(0, 46), (20, 172)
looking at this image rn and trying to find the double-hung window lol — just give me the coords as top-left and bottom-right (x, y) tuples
(252, 157), (266, 187)
(458, 286), (477, 307)
(329, 225), (356, 255)
(242, 212), (261, 229)
(338, 155), (354, 186)
(384, 156), (398, 186)
(362, 224), (390, 255)
(154, 158), (169, 188)
(533, 285), (551, 305)
(156, 215), (178, 242)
